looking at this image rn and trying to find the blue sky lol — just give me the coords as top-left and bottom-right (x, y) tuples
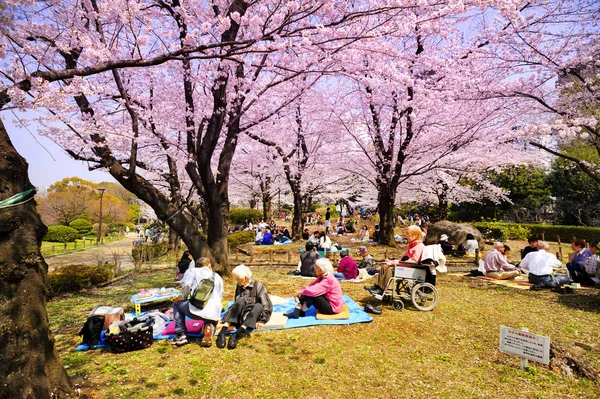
(4, 110), (115, 191)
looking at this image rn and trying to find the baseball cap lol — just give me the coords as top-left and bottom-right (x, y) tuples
(359, 246), (367, 253)
(440, 234), (449, 241)
(340, 249), (349, 257)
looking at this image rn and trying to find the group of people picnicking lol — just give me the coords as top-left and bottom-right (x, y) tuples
(479, 236), (599, 291)
(251, 219), (292, 245)
(171, 255), (347, 348)
(170, 218), (600, 349)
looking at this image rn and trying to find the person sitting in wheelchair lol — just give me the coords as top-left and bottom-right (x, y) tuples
(364, 225), (424, 296)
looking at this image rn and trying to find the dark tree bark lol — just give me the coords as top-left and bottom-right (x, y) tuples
(0, 120), (71, 398)
(437, 179), (450, 221)
(377, 185), (397, 247)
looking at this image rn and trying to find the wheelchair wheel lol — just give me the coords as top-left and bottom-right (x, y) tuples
(392, 299), (404, 311)
(410, 283), (438, 311)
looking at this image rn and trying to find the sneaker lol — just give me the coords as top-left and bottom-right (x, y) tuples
(170, 333), (188, 346)
(200, 324), (214, 347)
(364, 285), (378, 292)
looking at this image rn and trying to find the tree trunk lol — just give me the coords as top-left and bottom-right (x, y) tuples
(0, 120), (71, 398)
(291, 190), (304, 240)
(377, 185), (397, 247)
(438, 196), (449, 221)
(168, 228), (180, 252)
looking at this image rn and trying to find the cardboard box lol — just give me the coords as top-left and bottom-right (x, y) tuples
(89, 306), (124, 330)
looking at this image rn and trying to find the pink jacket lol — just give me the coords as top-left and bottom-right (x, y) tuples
(300, 273), (344, 313)
(404, 241), (424, 263)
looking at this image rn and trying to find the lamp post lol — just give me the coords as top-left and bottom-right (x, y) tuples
(97, 187), (106, 243)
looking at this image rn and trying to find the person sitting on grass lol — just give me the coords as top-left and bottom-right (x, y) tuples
(255, 228), (264, 245)
(318, 231), (332, 251)
(358, 225), (370, 242)
(438, 234), (453, 255)
(364, 225), (424, 295)
(176, 250), (193, 281)
(171, 257), (224, 347)
(298, 242), (320, 277)
(567, 238), (593, 284)
(521, 237), (538, 260)
(484, 242), (520, 280)
(334, 249), (359, 280)
(216, 265), (272, 350)
(464, 233), (479, 257)
(576, 241), (600, 287)
(261, 228), (274, 245)
(302, 228), (310, 240)
(520, 241), (570, 290)
(285, 258), (344, 319)
(358, 246), (377, 275)
(308, 230), (320, 246)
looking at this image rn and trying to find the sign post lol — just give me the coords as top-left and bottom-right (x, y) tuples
(499, 326), (550, 369)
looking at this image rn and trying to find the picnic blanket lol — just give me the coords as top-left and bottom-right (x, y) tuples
(291, 273), (375, 283)
(77, 296), (372, 349)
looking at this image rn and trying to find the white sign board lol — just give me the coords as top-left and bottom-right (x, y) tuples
(499, 326), (550, 365)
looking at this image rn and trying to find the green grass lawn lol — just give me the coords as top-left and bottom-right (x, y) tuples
(41, 235), (124, 258)
(48, 266), (600, 398)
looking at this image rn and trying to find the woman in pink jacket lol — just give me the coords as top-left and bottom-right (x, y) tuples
(285, 259), (344, 318)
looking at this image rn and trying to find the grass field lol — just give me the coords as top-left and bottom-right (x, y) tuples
(48, 263), (600, 398)
(41, 235), (124, 258)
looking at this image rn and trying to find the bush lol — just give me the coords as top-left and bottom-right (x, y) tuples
(69, 219), (93, 238)
(228, 208), (263, 225)
(47, 264), (114, 297)
(228, 231), (255, 248)
(132, 242), (169, 263)
(44, 225), (79, 243)
(523, 224), (600, 243)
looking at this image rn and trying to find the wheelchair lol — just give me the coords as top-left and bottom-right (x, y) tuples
(372, 262), (439, 311)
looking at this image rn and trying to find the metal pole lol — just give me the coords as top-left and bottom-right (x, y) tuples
(97, 187), (106, 243)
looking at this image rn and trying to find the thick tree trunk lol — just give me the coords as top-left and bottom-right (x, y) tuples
(377, 186), (397, 247)
(205, 193), (230, 273)
(291, 190), (304, 240)
(438, 197), (449, 221)
(0, 121), (71, 398)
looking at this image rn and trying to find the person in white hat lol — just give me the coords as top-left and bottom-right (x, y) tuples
(438, 234), (453, 255)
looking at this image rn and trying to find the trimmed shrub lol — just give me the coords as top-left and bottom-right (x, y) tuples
(228, 231), (256, 248)
(69, 219), (93, 238)
(132, 242), (169, 263)
(228, 208), (263, 225)
(473, 222), (531, 241)
(44, 225), (79, 243)
(47, 264), (114, 297)
(523, 224), (600, 243)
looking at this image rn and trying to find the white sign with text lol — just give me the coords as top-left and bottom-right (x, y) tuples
(499, 326), (550, 365)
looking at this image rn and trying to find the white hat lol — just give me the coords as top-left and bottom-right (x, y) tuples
(439, 234), (449, 241)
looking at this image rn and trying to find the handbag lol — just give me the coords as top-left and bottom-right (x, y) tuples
(105, 318), (154, 353)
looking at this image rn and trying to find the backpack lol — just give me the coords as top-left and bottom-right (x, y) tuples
(188, 272), (215, 309)
(78, 315), (105, 347)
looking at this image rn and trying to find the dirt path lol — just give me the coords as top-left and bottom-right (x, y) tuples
(46, 234), (138, 272)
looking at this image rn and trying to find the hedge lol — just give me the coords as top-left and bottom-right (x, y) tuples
(228, 231), (255, 248)
(132, 242), (169, 262)
(46, 264), (114, 297)
(474, 222), (600, 243)
(523, 224), (600, 244)
(228, 208), (263, 225)
(44, 225), (79, 243)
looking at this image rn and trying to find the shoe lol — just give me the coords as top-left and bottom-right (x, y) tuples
(216, 329), (227, 349)
(564, 286), (574, 294)
(285, 308), (301, 319)
(368, 287), (384, 295)
(530, 285), (544, 291)
(169, 333), (188, 346)
(364, 304), (382, 315)
(227, 333), (240, 350)
(364, 285), (378, 291)
(550, 287), (566, 294)
(200, 324), (213, 347)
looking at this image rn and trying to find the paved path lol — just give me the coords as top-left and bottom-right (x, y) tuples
(46, 234), (138, 272)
